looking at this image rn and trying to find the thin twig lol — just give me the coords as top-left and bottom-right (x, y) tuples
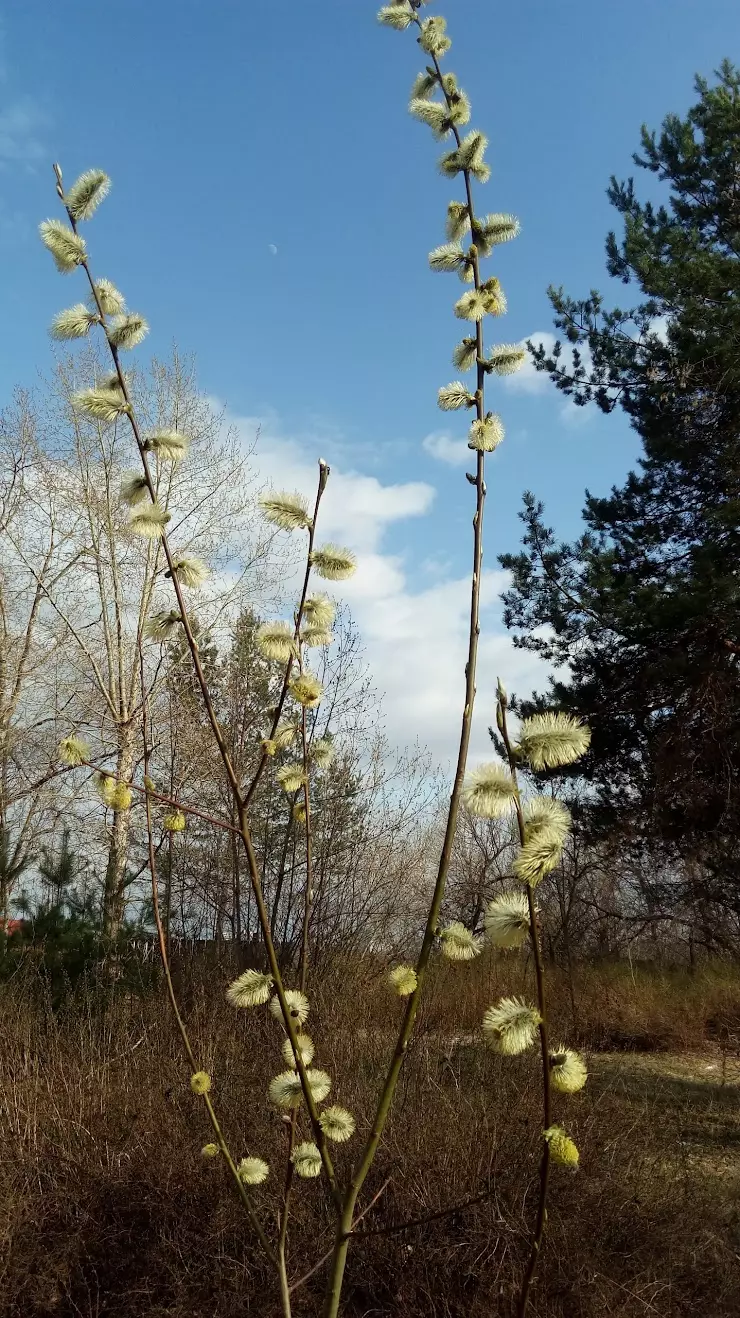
(243, 463), (329, 808)
(137, 644), (277, 1268)
(289, 1176), (393, 1295)
(354, 1185), (499, 1239)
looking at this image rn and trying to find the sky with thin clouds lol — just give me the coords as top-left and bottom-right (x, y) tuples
(2, 0), (739, 770)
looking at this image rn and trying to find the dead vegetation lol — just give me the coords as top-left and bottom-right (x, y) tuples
(1, 957), (739, 1317)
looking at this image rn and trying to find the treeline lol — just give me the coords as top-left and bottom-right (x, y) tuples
(500, 60), (740, 945)
(0, 352), (436, 973)
(3, 63), (740, 975)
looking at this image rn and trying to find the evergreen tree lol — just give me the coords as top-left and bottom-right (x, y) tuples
(38, 828), (78, 911)
(500, 62), (740, 903)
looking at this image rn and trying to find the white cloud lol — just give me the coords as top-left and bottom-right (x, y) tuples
(232, 411), (434, 555)
(648, 313), (670, 344)
(227, 407), (550, 768)
(422, 429), (470, 467)
(340, 552), (406, 600)
(559, 398), (592, 428)
(0, 96), (46, 165)
(502, 331), (598, 429)
(341, 563), (548, 766)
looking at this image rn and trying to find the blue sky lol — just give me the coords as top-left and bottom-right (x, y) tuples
(2, 0), (739, 762)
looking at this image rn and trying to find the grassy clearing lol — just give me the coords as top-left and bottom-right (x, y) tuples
(1, 960), (739, 1316)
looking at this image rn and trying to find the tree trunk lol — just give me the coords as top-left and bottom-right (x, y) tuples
(101, 721), (136, 941)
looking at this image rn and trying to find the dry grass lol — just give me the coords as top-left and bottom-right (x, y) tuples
(1, 956), (739, 1317)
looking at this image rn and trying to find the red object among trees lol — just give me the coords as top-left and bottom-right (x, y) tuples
(0, 918), (25, 936)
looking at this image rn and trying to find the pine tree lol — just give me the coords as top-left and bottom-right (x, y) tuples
(500, 62), (740, 900)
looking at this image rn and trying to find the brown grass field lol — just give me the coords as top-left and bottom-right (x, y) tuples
(1, 955), (739, 1317)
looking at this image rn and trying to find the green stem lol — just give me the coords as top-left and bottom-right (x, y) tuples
(277, 1117), (297, 1318)
(298, 671), (314, 993)
(498, 695), (553, 1318)
(278, 1256), (293, 1318)
(321, 1206), (355, 1318)
(321, 30), (492, 1317)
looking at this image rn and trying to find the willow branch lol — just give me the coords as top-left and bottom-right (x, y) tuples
(242, 462), (329, 808)
(298, 663), (315, 994)
(54, 173), (341, 1202)
(498, 693), (552, 1318)
(137, 646), (277, 1268)
(338, 30), (488, 1217)
(320, 21), (493, 1316)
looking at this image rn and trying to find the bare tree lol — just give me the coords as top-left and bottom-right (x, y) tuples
(8, 351), (281, 937)
(0, 395), (88, 919)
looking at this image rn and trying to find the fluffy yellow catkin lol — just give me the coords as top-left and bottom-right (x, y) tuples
(226, 969), (274, 1008)
(190, 1071), (211, 1095)
(388, 964), (417, 996)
